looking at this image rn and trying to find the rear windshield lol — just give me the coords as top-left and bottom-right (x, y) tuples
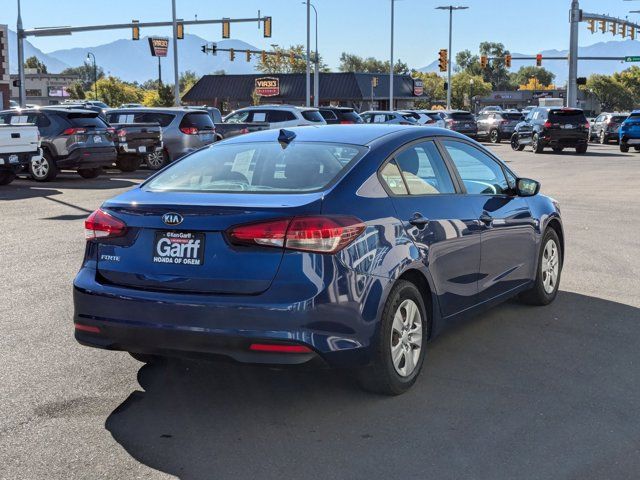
(502, 113), (524, 120)
(548, 110), (586, 122)
(340, 111), (362, 123)
(179, 112), (215, 130)
(144, 142), (365, 193)
(107, 112), (175, 127)
(450, 112), (474, 121)
(68, 114), (108, 129)
(301, 110), (325, 123)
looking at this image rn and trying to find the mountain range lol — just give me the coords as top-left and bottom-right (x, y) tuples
(7, 28), (640, 86)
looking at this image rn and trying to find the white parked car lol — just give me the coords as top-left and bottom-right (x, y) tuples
(224, 105), (326, 129)
(399, 110), (445, 128)
(0, 122), (42, 185)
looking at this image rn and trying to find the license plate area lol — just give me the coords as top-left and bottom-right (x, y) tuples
(152, 231), (205, 266)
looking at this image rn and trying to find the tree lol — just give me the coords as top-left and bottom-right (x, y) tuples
(24, 56), (48, 74)
(257, 45), (329, 74)
(158, 84), (174, 107)
(456, 42), (512, 90)
(84, 76), (144, 107)
(338, 52), (409, 74)
(511, 66), (555, 88)
(60, 64), (105, 90)
(410, 71), (445, 105)
(67, 81), (86, 100)
(613, 66), (640, 101)
(451, 71), (492, 110)
(179, 70), (200, 96)
(582, 74), (634, 111)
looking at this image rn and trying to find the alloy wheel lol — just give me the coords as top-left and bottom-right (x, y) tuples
(490, 130), (499, 143)
(599, 130), (606, 144)
(146, 151), (165, 169)
(541, 239), (559, 294)
(390, 299), (423, 377)
(31, 156), (49, 179)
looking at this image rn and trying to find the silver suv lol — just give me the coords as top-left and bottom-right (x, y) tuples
(224, 105), (326, 129)
(108, 108), (216, 170)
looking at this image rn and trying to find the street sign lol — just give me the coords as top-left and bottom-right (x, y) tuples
(625, 56), (640, 62)
(148, 37), (169, 57)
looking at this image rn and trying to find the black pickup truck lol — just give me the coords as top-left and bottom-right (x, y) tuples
(105, 112), (163, 172)
(186, 107), (269, 141)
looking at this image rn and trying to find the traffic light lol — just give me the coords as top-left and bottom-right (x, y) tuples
(587, 19), (595, 34)
(610, 22), (617, 36)
(536, 54), (542, 67)
(201, 45), (206, 54)
(222, 18), (230, 39)
(290, 50), (295, 65)
(438, 49), (448, 72)
(229, 48), (235, 61)
(632, 27), (636, 41)
(620, 23), (627, 38)
(261, 51), (267, 63)
(480, 55), (488, 68)
(505, 54), (512, 68)
(176, 21), (184, 40)
(600, 20), (606, 33)
(443, 81), (448, 91)
(246, 50), (251, 62)
(132, 20), (140, 41)
(263, 16), (272, 38)
(576, 77), (587, 86)
(372, 76), (379, 87)
(276, 50), (282, 63)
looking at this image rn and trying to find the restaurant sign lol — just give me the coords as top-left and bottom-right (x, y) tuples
(148, 37), (169, 57)
(413, 78), (424, 96)
(255, 77), (280, 97)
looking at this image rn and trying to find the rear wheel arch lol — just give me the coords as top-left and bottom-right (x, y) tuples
(396, 269), (434, 339)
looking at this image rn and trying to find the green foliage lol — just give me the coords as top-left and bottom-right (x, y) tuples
(257, 45), (329, 74)
(158, 84), (175, 107)
(410, 71), (445, 105)
(338, 53), (409, 74)
(581, 74), (634, 111)
(613, 66), (640, 101)
(67, 81), (86, 100)
(84, 76), (144, 107)
(511, 66), (555, 88)
(60, 64), (105, 90)
(451, 72), (492, 110)
(24, 56), (48, 74)
(456, 42), (512, 90)
(179, 70), (200, 96)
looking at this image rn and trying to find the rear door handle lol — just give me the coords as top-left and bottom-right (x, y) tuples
(479, 212), (493, 226)
(409, 213), (430, 229)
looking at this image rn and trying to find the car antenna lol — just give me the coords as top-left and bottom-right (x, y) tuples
(278, 129), (296, 148)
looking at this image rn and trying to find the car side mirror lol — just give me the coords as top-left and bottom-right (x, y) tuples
(516, 178), (540, 197)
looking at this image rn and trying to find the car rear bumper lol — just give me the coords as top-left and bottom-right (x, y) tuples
(541, 132), (588, 147)
(620, 134), (640, 144)
(57, 147), (117, 169)
(117, 141), (163, 156)
(0, 148), (41, 171)
(73, 264), (385, 368)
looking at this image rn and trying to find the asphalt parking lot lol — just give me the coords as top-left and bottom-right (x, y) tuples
(1, 142), (639, 480)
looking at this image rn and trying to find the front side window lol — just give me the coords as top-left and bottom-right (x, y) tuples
(225, 111), (251, 123)
(394, 141), (455, 195)
(441, 140), (510, 195)
(145, 142), (365, 193)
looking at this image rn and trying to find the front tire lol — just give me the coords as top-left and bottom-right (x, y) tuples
(599, 130), (607, 144)
(30, 151), (58, 182)
(78, 168), (102, 179)
(532, 133), (544, 153)
(620, 143), (630, 153)
(519, 228), (562, 306)
(0, 171), (16, 185)
(511, 134), (525, 151)
(356, 280), (427, 395)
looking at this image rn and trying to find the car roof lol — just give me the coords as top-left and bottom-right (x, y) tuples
(361, 110), (401, 115)
(234, 104), (319, 112)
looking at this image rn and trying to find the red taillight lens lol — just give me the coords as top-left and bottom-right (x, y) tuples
(84, 209), (127, 240)
(180, 127), (199, 135)
(116, 128), (127, 138)
(339, 120), (354, 124)
(249, 343), (312, 353)
(62, 127), (87, 135)
(227, 215), (365, 254)
(543, 121), (552, 128)
(74, 323), (101, 334)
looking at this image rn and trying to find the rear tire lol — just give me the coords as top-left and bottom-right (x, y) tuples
(599, 130), (607, 144)
(78, 168), (102, 179)
(0, 171), (16, 185)
(489, 129), (501, 144)
(30, 151), (58, 182)
(532, 133), (544, 154)
(519, 228), (562, 306)
(116, 155), (142, 172)
(146, 150), (169, 170)
(575, 144), (588, 154)
(620, 143), (630, 153)
(356, 280), (427, 395)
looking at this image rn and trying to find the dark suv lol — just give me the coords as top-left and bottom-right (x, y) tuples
(0, 108), (117, 181)
(441, 111), (478, 138)
(318, 107), (363, 124)
(476, 111), (524, 143)
(589, 112), (628, 144)
(511, 107), (589, 154)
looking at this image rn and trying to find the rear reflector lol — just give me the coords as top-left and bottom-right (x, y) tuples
(85, 209), (127, 240)
(62, 127), (87, 135)
(249, 343), (312, 353)
(74, 323), (101, 334)
(227, 215), (365, 254)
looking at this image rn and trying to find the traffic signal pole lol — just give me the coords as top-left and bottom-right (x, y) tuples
(567, 0), (580, 108)
(16, 0), (26, 107)
(446, 6), (452, 110)
(171, 0), (180, 105)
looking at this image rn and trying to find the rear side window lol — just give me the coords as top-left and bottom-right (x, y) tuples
(68, 114), (108, 129)
(266, 110), (297, 123)
(380, 161), (407, 195)
(180, 112), (214, 130)
(319, 110), (338, 120)
(340, 111), (362, 123)
(611, 115), (628, 123)
(301, 110), (325, 123)
(145, 142), (365, 193)
(548, 110), (586, 123)
(393, 141), (455, 195)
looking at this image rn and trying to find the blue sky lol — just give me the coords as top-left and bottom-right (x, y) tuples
(4, 0), (640, 69)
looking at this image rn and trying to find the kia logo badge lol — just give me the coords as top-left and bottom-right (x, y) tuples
(162, 212), (183, 226)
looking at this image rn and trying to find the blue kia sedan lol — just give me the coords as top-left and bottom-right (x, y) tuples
(74, 125), (564, 395)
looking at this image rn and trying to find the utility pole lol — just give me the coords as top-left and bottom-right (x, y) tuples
(16, 0), (26, 107)
(437, 5), (468, 110)
(306, 0), (311, 107)
(389, 0), (395, 111)
(171, 0), (180, 106)
(311, 3), (319, 107)
(567, 0), (580, 108)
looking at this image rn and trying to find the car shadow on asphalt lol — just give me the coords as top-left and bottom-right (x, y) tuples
(104, 291), (640, 480)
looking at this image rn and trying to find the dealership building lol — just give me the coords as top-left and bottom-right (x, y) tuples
(0, 25), (10, 110)
(182, 72), (428, 113)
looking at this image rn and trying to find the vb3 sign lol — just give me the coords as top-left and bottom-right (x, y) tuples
(255, 77), (280, 97)
(148, 37), (169, 57)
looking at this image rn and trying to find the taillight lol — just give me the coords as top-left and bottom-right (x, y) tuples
(107, 127), (115, 134)
(339, 120), (354, 124)
(62, 127), (86, 135)
(180, 126), (199, 135)
(227, 215), (365, 254)
(543, 121), (552, 128)
(117, 128), (127, 139)
(85, 209), (127, 240)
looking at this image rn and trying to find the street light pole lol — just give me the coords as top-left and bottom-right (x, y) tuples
(437, 5), (468, 110)
(390, 0), (395, 111)
(86, 52), (98, 101)
(567, 0), (580, 108)
(16, 0), (26, 107)
(171, 0), (180, 106)
(306, 0), (311, 107)
(304, 2), (319, 107)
